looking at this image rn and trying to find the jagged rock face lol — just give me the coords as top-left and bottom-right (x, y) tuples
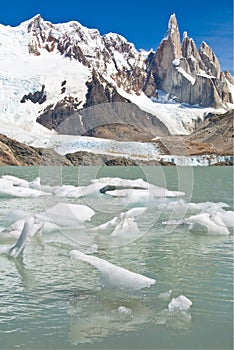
(37, 70), (169, 137)
(37, 96), (83, 131)
(224, 70), (234, 85)
(27, 15), (147, 95)
(144, 14), (233, 107)
(181, 34), (201, 73)
(146, 14), (182, 92)
(25, 14), (233, 109)
(187, 109), (234, 155)
(83, 70), (130, 108)
(21, 85), (47, 104)
(199, 41), (221, 78)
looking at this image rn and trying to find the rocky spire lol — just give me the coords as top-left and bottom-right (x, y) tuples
(181, 32), (201, 73)
(165, 14), (182, 59)
(147, 14), (182, 91)
(199, 41), (221, 78)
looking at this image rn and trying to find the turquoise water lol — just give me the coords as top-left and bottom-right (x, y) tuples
(0, 166), (233, 349)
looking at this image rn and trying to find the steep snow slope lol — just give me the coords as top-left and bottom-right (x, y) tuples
(0, 19), (90, 137)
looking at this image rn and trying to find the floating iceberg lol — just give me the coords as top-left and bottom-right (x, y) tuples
(110, 216), (141, 239)
(70, 250), (156, 290)
(0, 202), (95, 241)
(168, 295), (192, 312)
(45, 203), (95, 225)
(0, 175), (51, 198)
(96, 177), (185, 200)
(187, 211), (233, 235)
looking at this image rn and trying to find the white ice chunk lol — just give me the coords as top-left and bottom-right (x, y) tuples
(70, 250), (156, 290)
(1, 175), (29, 188)
(111, 217), (140, 238)
(215, 211), (234, 227)
(54, 183), (105, 198)
(29, 177), (55, 194)
(46, 203), (95, 225)
(91, 208), (146, 232)
(0, 217), (60, 240)
(187, 211), (232, 235)
(97, 177), (185, 203)
(121, 207), (147, 218)
(90, 216), (120, 232)
(113, 306), (133, 322)
(0, 176), (51, 198)
(168, 295), (192, 312)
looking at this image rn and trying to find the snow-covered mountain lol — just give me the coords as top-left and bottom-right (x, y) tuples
(0, 13), (233, 147)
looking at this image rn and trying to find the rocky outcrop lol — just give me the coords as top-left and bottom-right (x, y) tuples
(37, 96), (82, 131)
(0, 134), (70, 165)
(83, 70), (129, 108)
(82, 123), (155, 141)
(21, 85), (46, 104)
(187, 109), (234, 155)
(37, 70), (170, 137)
(65, 151), (141, 166)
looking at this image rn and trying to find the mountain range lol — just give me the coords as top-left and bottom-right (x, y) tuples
(0, 13), (233, 165)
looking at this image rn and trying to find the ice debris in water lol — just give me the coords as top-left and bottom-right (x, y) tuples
(1, 216), (44, 258)
(168, 295), (192, 312)
(0, 175), (51, 198)
(0, 202), (95, 240)
(111, 306), (133, 322)
(91, 207), (146, 232)
(187, 211), (233, 235)
(45, 203), (95, 225)
(94, 177), (185, 198)
(70, 250), (156, 290)
(0, 174), (185, 200)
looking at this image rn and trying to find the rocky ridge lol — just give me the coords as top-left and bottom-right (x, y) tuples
(26, 14), (233, 110)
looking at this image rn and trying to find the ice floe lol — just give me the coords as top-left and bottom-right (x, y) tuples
(0, 176), (51, 198)
(96, 177), (185, 198)
(92, 207), (146, 235)
(45, 203), (95, 225)
(70, 250), (156, 290)
(168, 295), (192, 312)
(186, 211), (233, 235)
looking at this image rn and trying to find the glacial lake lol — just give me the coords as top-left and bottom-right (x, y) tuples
(0, 166), (233, 349)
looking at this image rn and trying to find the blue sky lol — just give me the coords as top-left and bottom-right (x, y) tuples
(0, 0), (233, 73)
